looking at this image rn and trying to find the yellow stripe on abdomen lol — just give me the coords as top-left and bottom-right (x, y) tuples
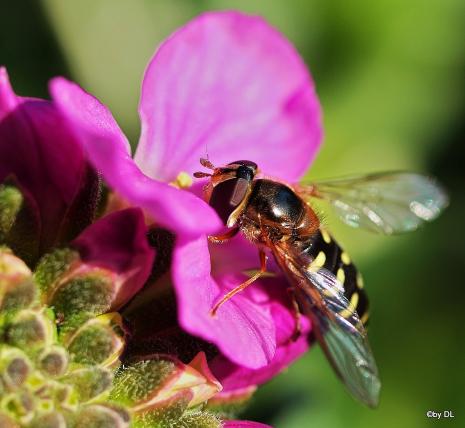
(339, 292), (359, 318)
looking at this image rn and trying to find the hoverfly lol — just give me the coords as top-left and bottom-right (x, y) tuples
(194, 158), (448, 407)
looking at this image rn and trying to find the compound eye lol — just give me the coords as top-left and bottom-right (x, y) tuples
(209, 178), (250, 225)
(236, 165), (255, 181)
(228, 160), (258, 171)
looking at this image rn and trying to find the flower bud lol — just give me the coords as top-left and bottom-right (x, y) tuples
(0, 250), (36, 314)
(206, 386), (257, 420)
(66, 312), (125, 368)
(33, 248), (78, 298)
(34, 249), (125, 326)
(0, 184), (23, 239)
(4, 357), (31, 389)
(0, 181), (41, 266)
(29, 412), (66, 428)
(74, 404), (130, 428)
(38, 346), (69, 377)
(111, 352), (221, 414)
(62, 367), (113, 402)
(4, 309), (55, 350)
(0, 348), (32, 389)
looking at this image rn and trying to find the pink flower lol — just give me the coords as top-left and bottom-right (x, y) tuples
(72, 207), (155, 310)
(0, 68), (96, 258)
(208, 276), (311, 394)
(50, 11), (322, 374)
(0, 69), (154, 309)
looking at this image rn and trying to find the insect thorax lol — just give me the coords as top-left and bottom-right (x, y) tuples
(240, 179), (310, 242)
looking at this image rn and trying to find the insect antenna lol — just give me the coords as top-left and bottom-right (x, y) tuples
(193, 171), (212, 178)
(200, 157), (215, 169)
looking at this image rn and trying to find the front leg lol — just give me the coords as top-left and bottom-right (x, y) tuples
(210, 249), (268, 316)
(208, 227), (240, 244)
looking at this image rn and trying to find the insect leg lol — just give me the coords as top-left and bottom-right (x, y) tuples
(210, 250), (267, 316)
(208, 227), (240, 244)
(286, 287), (302, 342)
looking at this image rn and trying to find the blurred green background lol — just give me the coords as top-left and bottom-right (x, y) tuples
(1, 0), (464, 426)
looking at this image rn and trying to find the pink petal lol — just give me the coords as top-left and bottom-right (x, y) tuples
(50, 77), (222, 237)
(0, 68), (87, 251)
(72, 208), (155, 309)
(223, 421), (272, 428)
(210, 278), (311, 392)
(211, 319), (310, 393)
(136, 11), (322, 183)
(209, 234), (266, 277)
(207, 235), (310, 388)
(172, 236), (276, 369)
(0, 68), (18, 114)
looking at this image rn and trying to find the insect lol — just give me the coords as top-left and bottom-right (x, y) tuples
(194, 158), (448, 407)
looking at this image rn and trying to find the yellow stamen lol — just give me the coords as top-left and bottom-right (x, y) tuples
(172, 172), (193, 189)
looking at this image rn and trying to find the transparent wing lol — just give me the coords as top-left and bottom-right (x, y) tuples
(298, 172), (448, 234)
(297, 268), (380, 407)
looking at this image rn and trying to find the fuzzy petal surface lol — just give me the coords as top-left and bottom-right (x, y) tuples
(136, 11), (322, 182)
(50, 78), (222, 237)
(72, 208), (155, 309)
(0, 68), (87, 250)
(173, 236), (276, 369)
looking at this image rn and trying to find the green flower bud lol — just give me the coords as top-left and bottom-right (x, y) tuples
(111, 357), (177, 409)
(0, 181), (41, 266)
(74, 405), (130, 428)
(206, 386), (256, 420)
(133, 396), (221, 428)
(38, 346), (69, 377)
(62, 367), (113, 402)
(0, 184), (23, 239)
(4, 357), (31, 389)
(66, 313), (125, 367)
(35, 248), (118, 323)
(0, 242), (233, 428)
(111, 352), (222, 427)
(29, 412), (66, 428)
(52, 271), (114, 316)
(34, 248), (78, 298)
(0, 348), (32, 389)
(4, 309), (55, 350)
(0, 250), (36, 314)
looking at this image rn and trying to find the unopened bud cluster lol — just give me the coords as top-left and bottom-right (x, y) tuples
(0, 249), (129, 427)
(0, 183), (225, 428)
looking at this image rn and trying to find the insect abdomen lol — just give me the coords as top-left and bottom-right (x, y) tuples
(305, 229), (369, 325)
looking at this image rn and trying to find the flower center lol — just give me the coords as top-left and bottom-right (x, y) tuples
(171, 172), (193, 189)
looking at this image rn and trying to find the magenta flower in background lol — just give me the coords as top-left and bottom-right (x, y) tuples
(0, 69), (154, 311)
(50, 11), (323, 375)
(0, 68), (95, 258)
(72, 207), (155, 310)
